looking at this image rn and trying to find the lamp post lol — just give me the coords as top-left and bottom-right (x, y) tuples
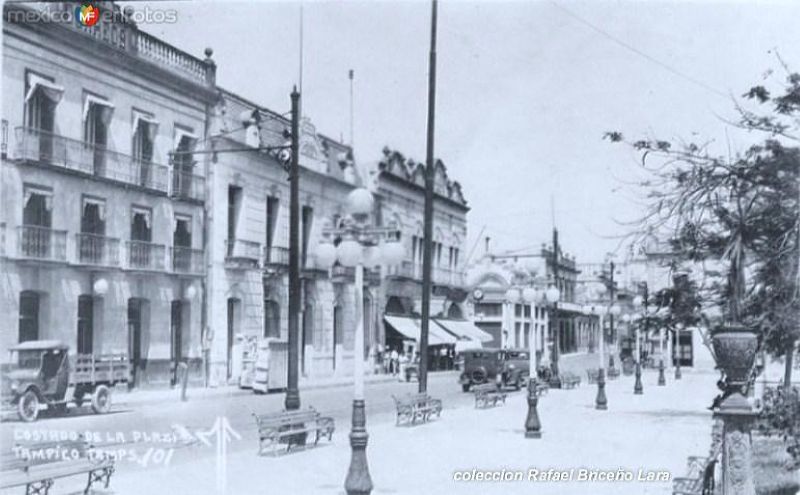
(315, 188), (404, 495)
(500, 286), (540, 439)
(285, 87), (302, 411)
(633, 291), (646, 395)
(544, 285), (561, 387)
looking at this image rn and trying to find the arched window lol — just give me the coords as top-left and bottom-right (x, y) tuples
(385, 296), (406, 315)
(447, 303), (464, 319)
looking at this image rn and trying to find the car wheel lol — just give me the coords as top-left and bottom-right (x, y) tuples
(471, 367), (487, 384)
(461, 383), (471, 393)
(91, 385), (112, 414)
(17, 390), (39, 423)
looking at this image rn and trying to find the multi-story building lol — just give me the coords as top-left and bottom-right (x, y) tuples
(204, 89), (369, 383)
(373, 148), (473, 365)
(1, 3), (215, 387)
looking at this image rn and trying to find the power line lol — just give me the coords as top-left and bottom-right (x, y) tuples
(550, 1), (729, 100)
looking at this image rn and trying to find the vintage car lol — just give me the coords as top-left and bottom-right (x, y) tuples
(458, 348), (529, 392)
(1, 340), (129, 422)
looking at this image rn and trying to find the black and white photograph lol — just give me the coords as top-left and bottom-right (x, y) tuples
(0, 1), (799, 494)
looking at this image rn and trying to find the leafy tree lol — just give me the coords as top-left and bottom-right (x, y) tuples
(606, 64), (800, 386)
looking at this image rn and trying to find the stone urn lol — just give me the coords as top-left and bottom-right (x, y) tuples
(711, 324), (759, 390)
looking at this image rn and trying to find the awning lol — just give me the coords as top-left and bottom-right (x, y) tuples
(83, 94), (115, 122)
(25, 74), (64, 103)
(384, 316), (457, 346)
(434, 318), (493, 343)
(384, 316), (419, 342)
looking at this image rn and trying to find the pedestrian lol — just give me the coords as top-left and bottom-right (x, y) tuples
(390, 348), (399, 376)
(375, 345), (384, 374)
(398, 352), (408, 381)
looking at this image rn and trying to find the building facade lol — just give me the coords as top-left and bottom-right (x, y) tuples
(204, 89), (371, 384)
(1, 3), (214, 387)
(373, 148), (471, 366)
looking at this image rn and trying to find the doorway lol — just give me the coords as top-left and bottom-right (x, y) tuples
(19, 291), (40, 343)
(227, 298), (241, 379)
(77, 295), (93, 354)
(170, 300), (183, 386)
(127, 298), (145, 388)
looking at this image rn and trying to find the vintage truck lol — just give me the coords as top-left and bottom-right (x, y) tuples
(1, 340), (129, 422)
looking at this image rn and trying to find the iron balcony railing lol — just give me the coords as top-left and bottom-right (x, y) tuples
(386, 261), (415, 279)
(15, 127), (169, 193)
(76, 233), (120, 266)
(127, 241), (166, 270)
(331, 265), (356, 281)
(171, 170), (206, 202)
(263, 245), (290, 266)
(17, 225), (67, 261)
(171, 247), (204, 275)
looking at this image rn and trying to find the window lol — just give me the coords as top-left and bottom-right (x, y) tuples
(227, 186), (242, 256)
(265, 196), (280, 253)
(77, 295), (93, 354)
(301, 206), (313, 269)
(172, 127), (197, 197)
(132, 111), (158, 186)
(83, 93), (113, 175)
(173, 215), (192, 271)
(130, 207), (152, 267)
(19, 291), (40, 343)
(474, 303), (502, 318)
(514, 322), (521, 348)
(515, 304), (522, 318)
(22, 186), (53, 258)
(24, 73), (62, 162)
(524, 305), (531, 318)
(524, 322), (531, 348)
(79, 197), (107, 263)
(264, 299), (280, 338)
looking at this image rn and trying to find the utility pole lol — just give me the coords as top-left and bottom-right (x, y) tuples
(419, 0), (438, 394)
(285, 88), (301, 411)
(550, 227), (561, 386)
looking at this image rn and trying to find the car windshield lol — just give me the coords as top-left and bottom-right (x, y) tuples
(505, 351), (528, 359)
(10, 350), (43, 370)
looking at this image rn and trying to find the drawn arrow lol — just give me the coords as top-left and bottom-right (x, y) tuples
(195, 417), (242, 493)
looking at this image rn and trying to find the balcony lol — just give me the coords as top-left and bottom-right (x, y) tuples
(127, 241), (166, 271)
(331, 265), (356, 283)
(263, 246), (290, 267)
(225, 239), (261, 269)
(433, 267), (466, 288)
(172, 247), (204, 275)
(17, 225), (67, 262)
(15, 127), (169, 193)
(386, 261), (415, 279)
(75, 233), (120, 267)
(8, 3), (215, 87)
(171, 170), (206, 202)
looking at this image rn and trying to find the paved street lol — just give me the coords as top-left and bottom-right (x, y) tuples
(1, 367), (721, 495)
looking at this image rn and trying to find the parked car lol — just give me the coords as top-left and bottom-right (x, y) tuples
(458, 348), (529, 392)
(1, 340), (129, 422)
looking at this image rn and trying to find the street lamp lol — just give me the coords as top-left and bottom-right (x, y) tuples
(544, 285), (561, 387)
(632, 293), (645, 395)
(500, 286), (540, 439)
(316, 187), (403, 495)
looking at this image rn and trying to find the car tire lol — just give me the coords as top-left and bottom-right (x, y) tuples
(17, 390), (39, 423)
(91, 385), (112, 414)
(461, 383), (471, 393)
(471, 367), (487, 384)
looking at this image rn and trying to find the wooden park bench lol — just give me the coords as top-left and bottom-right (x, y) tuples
(561, 372), (581, 389)
(586, 369), (600, 384)
(473, 383), (507, 408)
(253, 408), (335, 455)
(1, 438), (115, 495)
(392, 393), (442, 426)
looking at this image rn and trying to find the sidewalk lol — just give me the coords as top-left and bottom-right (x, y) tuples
(108, 368), (718, 495)
(113, 371), (456, 408)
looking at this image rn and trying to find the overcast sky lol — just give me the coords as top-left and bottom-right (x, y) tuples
(128, 0), (800, 265)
